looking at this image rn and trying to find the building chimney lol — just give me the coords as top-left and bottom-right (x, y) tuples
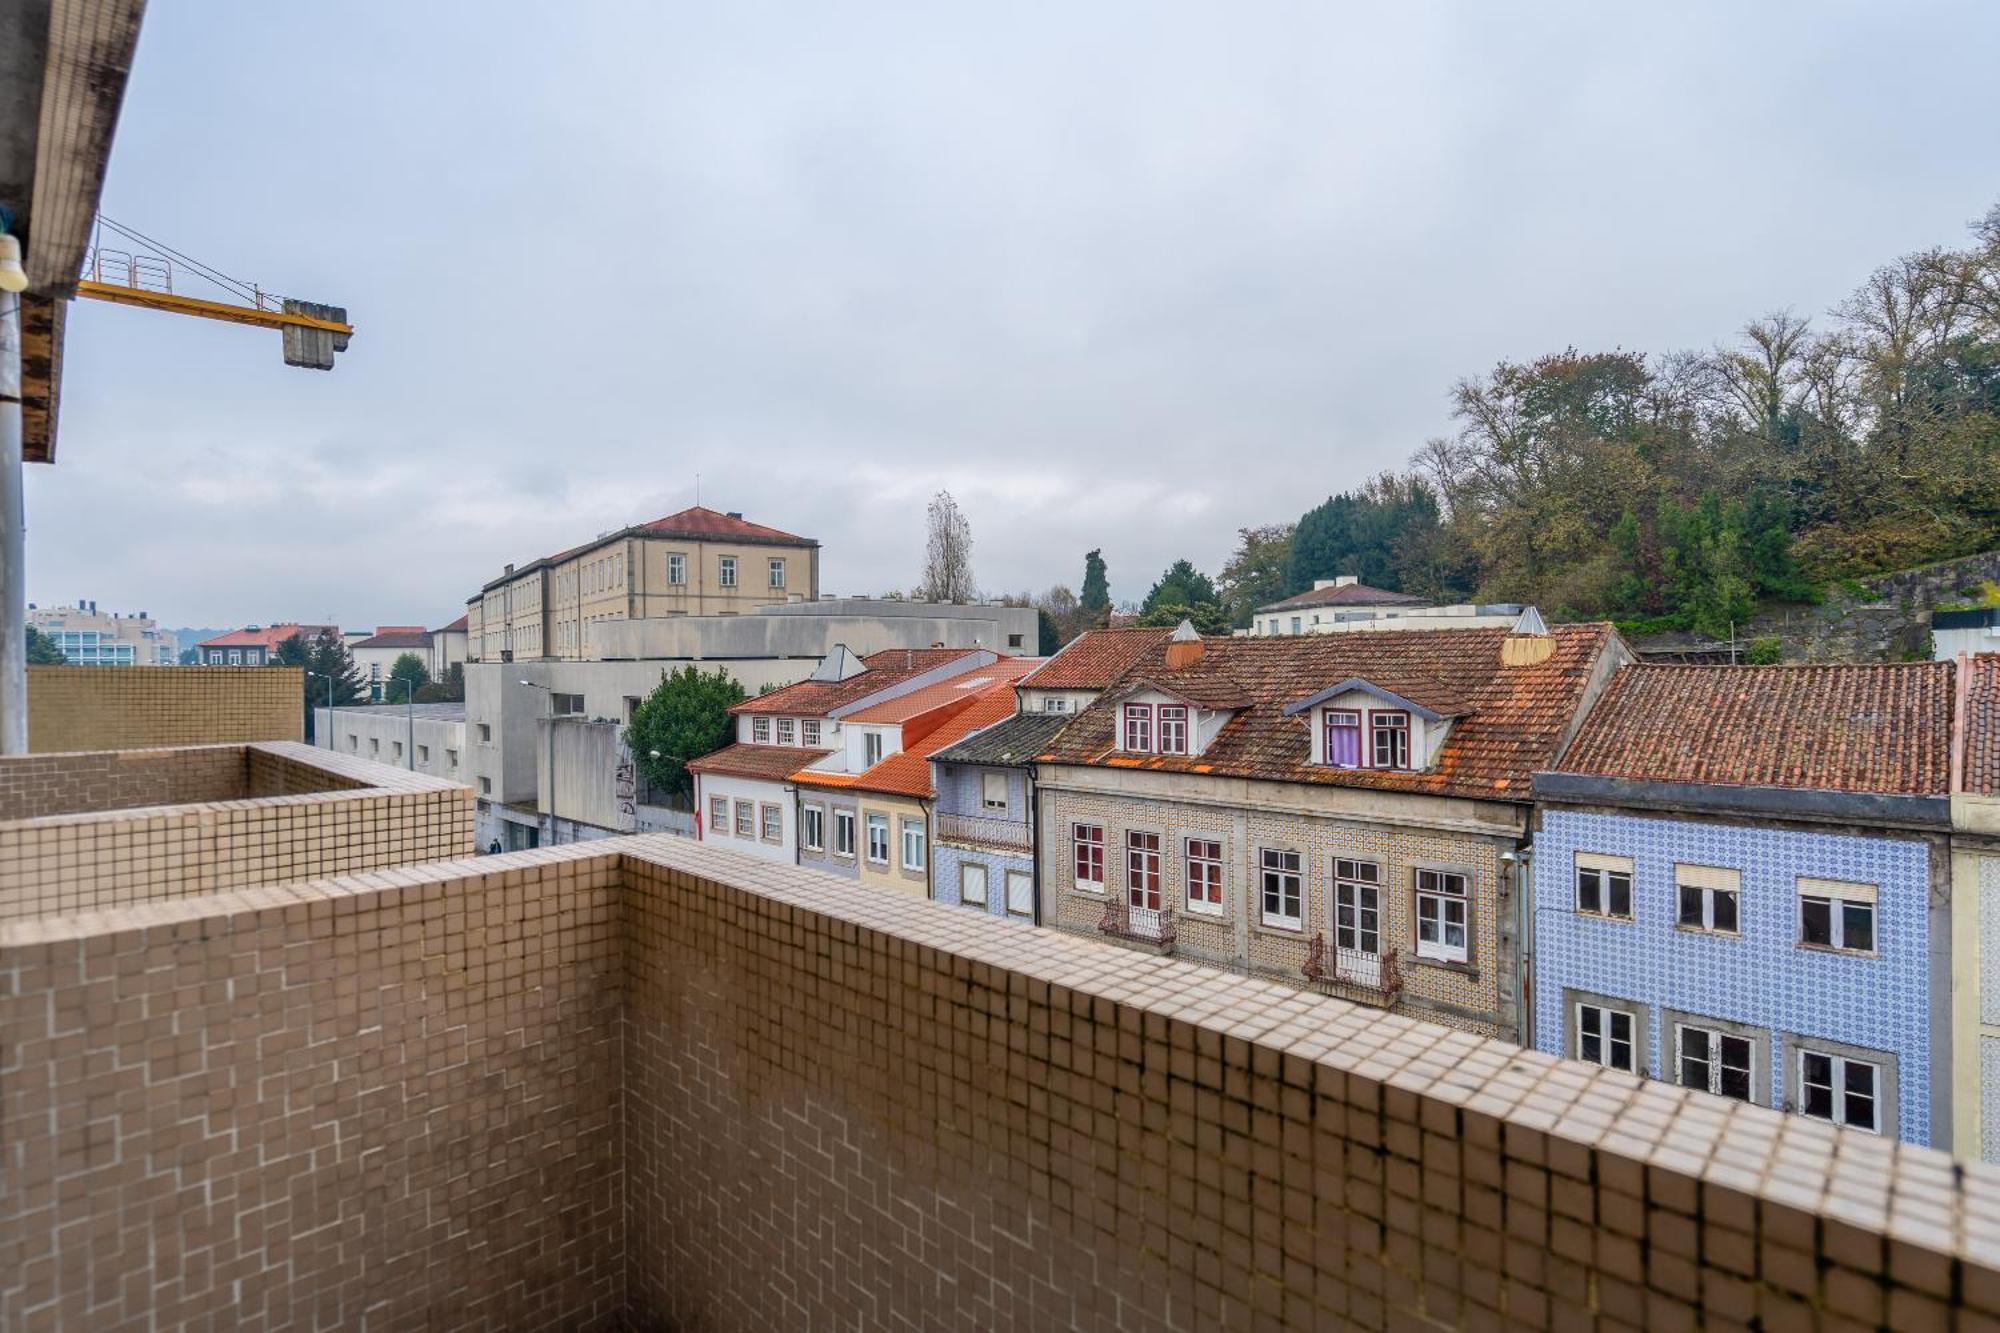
(1501, 606), (1554, 667)
(1164, 619), (1205, 670)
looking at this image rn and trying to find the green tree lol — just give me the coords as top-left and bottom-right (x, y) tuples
(415, 662), (464, 704)
(388, 652), (431, 698)
(1141, 558), (1220, 618)
(26, 627), (65, 665)
(1079, 549), (1111, 625)
(1216, 524), (1294, 627)
(627, 665), (747, 802)
(1037, 609), (1063, 656)
(1287, 475), (1444, 595)
(1137, 600), (1232, 635)
(178, 647), (199, 665)
(280, 631), (365, 743)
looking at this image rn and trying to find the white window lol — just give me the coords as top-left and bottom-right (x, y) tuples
(735, 801), (754, 837)
(1575, 1001), (1639, 1073)
(228, 649), (242, 665)
(1415, 868), (1469, 964)
(1259, 848), (1302, 930)
(834, 809), (856, 857)
(1122, 703), (1152, 752)
(1575, 853), (1634, 920)
(710, 795), (729, 833)
(1043, 697), (1068, 713)
(981, 772), (1008, 811)
(776, 718), (796, 746)
(1185, 838), (1224, 914)
(802, 804), (824, 851)
(1676, 865), (1741, 935)
(1290, 617), (1302, 634)
(901, 819), (926, 871)
(668, 553), (686, 585)
(1005, 869), (1034, 918)
(1797, 1048), (1881, 1133)
(866, 814), (890, 864)
(752, 717), (771, 743)
(864, 733), (883, 766)
(1157, 705), (1189, 755)
(1334, 858), (1381, 955)
(769, 558), (786, 589)
(1370, 711), (1410, 769)
(761, 803), (782, 842)
(1798, 878), (1877, 954)
(1675, 1023), (1756, 1102)
(719, 556), (738, 588)
(1126, 832), (1161, 911)
(961, 862), (989, 907)
(802, 719), (822, 746)
(1072, 824), (1104, 889)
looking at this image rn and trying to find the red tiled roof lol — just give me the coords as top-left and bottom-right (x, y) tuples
(1555, 662), (1953, 796)
(1018, 627), (1174, 691)
(198, 623), (337, 650)
(1257, 580), (1425, 613)
(686, 744), (834, 782)
(845, 657), (1041, 724)
(1040, 625), (1619, 801)
(636, 505), (815, 546)
(733, 648), (990, 716)
(353, 628), (432, 650)
(797, 679), (1025, 799)
(437, 614), (470, 633)
(1967, 656), (2000, 797)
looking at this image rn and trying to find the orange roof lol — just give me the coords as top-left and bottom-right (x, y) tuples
(437, 613), (470, 633)
(686, 744), (835, 782)
(199, 623), (337, 650)
(845, 657), (1042, 724)
(796, 679), (1026, 800)
(637, 505), (814, 545)
(732, 647), (990, 716)
(1019, 627), (1173, 691)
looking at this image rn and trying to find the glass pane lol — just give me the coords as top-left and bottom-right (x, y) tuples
(1719, 1036), (1753, 1101)
(1678, 885), (1703, 928)
(1608, 874), (1631, 917)
(1577, 869), (1600, 913)
(1843, 1062), (1877, 1131)
(1580, 1006), (1601, 1038)
(1582, 1030), (1602, 1063)
(1842, 902), (1874, 953)
(1801, 898), (1831, 946)
(1711, 891), (1738, 934)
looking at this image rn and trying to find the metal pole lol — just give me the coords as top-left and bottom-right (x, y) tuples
(0, 292), (25, 755)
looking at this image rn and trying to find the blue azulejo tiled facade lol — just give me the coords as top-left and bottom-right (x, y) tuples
(931, 760), (1038, 922)
(1532, 808), (1936, 1146)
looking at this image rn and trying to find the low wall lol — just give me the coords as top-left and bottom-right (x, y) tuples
(0, 743), (472, 921)
(4, 836), (2000, 1330)
(27, 665), (304, 752)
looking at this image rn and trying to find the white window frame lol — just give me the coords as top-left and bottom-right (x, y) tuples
(1574, 853), (1634, 921)
(1574, 1001), (1639, 1073)
(761, 803), (782, 842)
(1072, 823), (1105, 891)
(864, 732), (883, 766)
(668, 552), (686, 585)
(1185, 838), (1224, 915)
(961, 862), (989, 907)
(1005, 868), (1033, 918)
(1126, 831), (1162, 911)
(1673, 1022), (1757, 1103)
(752, 716), (771, 743)
(735, 801), (754, 837)
(1156, 705), (1189, 755)
(801, 718), (822, 746)
(901, 818), (926, 871)
(981, 772), (1008, 812)
(1043, 697), (1068, 714)
(710, 795), (728, 834)
(1122, 703), (1153, 753)
(776, 718), (796, 746)
(228, 649), (242, 665)
(1798, 878), (1877, 954)
(768, 558), (786, 589)
(719, 555), (738, 588)
(1259, 848), (1302, 931)
(1333, 858), (1381, 956)
(1795, 1046), (1883, 1134)
(834, 808), (856, 858)
(1414, 868), (1469, 964)
(1369, 709), (1410, 769)
(802, 804), (824, 852)
(866, 813), (890, 865)
(1676, 865), (1742, 936)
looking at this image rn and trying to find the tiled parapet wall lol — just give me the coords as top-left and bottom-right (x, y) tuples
(6, 837), (2000, 1331)
(27, 665), (304, 753)
(0, 743), (473, 921)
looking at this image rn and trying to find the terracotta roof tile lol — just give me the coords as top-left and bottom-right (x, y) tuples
(1257, 580), (1426, 613)
(199, 623), (338, 650)
(436, 614), (470, 633)
(798, 680), (1025, 799)
(732, 647), (989, 716)
(636, 505), (816, 546)
(685, 744), (834, 782)
(1966, 656), (2000, 797)
(1040, 625), (1617, 801)
(1018, 627), (1174, 691)
(1554, 662), (1953, 795)
(353, 628), (432, 650)
(845, 657), (1041, 724)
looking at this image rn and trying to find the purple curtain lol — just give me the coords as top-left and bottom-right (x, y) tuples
(1326, 718), (1361, 766)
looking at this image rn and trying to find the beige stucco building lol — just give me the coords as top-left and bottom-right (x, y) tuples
(29, 601), (175, 665)
(470, 506), (820, 662)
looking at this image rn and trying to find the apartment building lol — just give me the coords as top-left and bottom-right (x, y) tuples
(27, 602), (174, 665)
(1252, 575), (1523, 638)
(197, 622), (339, 666)
(349, 626), (432, 699)
(1036, 615), (1629, 1039)
(1530, 662), (1954, 1147)
(688, 647), (1000, 865)
(471, 506), (821, 662)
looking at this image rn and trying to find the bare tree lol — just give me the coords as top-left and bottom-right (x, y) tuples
(920, 490), (976, 602)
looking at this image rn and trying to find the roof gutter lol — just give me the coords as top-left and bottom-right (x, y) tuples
(1952, 651), (1969, 796)
(1531, 771), (1951, 830)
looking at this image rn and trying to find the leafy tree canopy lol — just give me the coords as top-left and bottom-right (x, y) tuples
(1079, 549), (1111, 619)
(1140, 558), (1220, 618)
(387, 652), (431, 698)
(26, 627), (65, 665)
(627, 665), (747, 801)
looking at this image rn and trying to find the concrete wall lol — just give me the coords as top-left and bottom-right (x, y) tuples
(592, 602), (1036, 662)
(314, 707), (467, 783)
(9, 835), (2000, 1329)
(538, 717), (632, 834)
(27, 665), (303, 752)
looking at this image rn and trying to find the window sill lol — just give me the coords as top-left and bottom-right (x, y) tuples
(1259, 918), (1304, 934)
(1073, 881), (1105, 895)
(1185, 905), (1226, 921)
(1575, 910), (1635, 924)
(1674, 925), (1742, 940)
(1797, 942), (1878, 959)
(1409, 954), (1478, 979)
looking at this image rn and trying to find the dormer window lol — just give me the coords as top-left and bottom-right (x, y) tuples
(1123, 703), (1153, 752)
(1370, 711), (1410, 768)
(1323, 710), (1362, 767)
(1157, 706), (1188, 755)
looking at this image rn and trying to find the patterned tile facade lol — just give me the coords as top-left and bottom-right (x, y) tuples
(27, 665), (304, 753)
(1532, 807), (1935, 1145)
(932, 759), (1037, 921)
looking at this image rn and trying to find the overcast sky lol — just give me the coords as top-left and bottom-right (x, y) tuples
(27, 1), (2000, 628)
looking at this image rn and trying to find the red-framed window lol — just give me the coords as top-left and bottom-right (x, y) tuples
(1123, 703), (1153, 752)
(1323, 709), (1362, 767)
(1127, 832), (1162, 910)
(1370, 710), (1410, 768)
(1185, 838), (1223, 912)
(1073, 823), (1105, 887)
(1157, 705), (1189, 755)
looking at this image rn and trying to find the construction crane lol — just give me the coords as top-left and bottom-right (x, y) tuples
(75, 216), (354, 370)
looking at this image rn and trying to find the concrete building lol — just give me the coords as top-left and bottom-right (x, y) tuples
(430, 613), (470, 680)
(470, 506), (822, 662)
(27, 601), (174, 665)
(197, 623), (339, 666)
(1035, 616), (1630, 1039)
(1251, 575), (1523, 638)
(1530, 662), (1955, 1147)
(348, 626), (432, 700)
(1935, 607), (2000, 660)
(314, 703), (469, 786)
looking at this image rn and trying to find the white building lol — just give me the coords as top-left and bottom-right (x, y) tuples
(28, 601), (174, 665)
(1250, 576), (1523, 638)
(314, 703), (469, 785)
